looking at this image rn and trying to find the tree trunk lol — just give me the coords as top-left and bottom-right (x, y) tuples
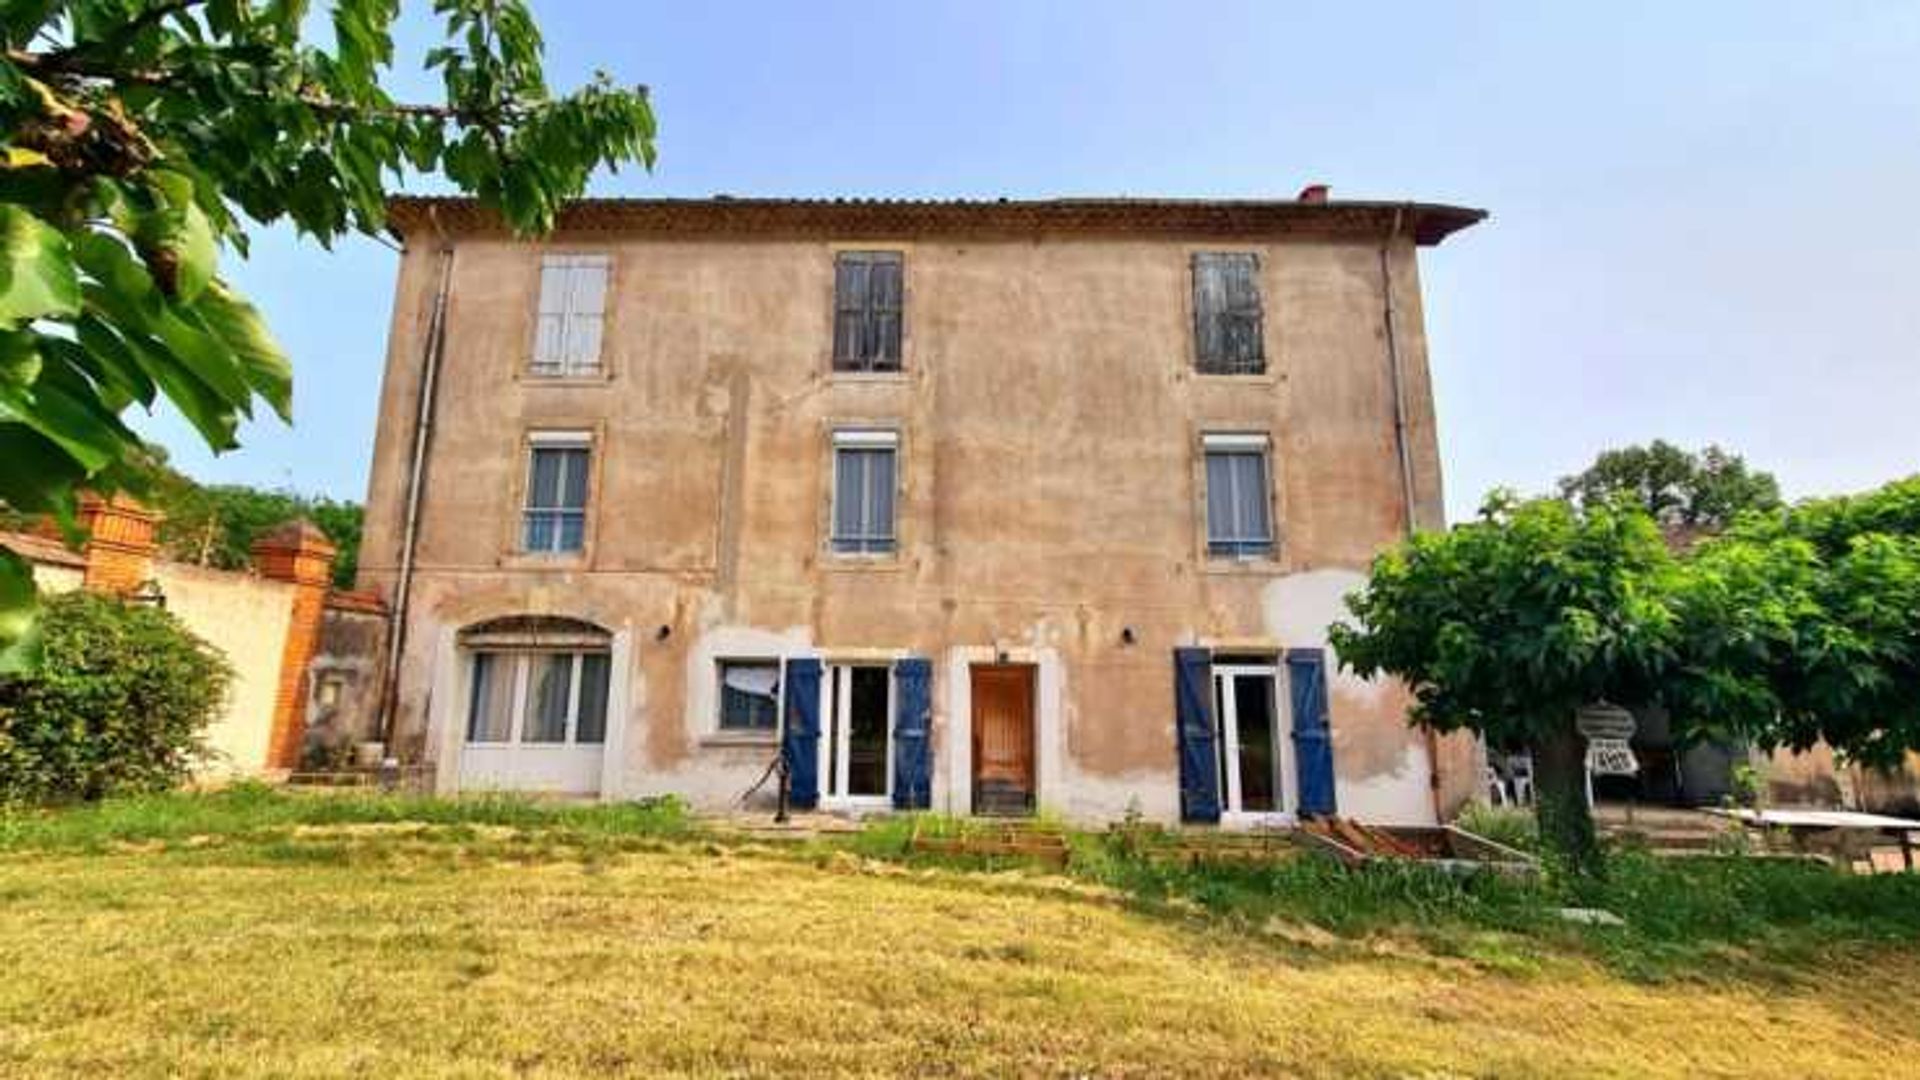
(1532, 719), (1603, 878)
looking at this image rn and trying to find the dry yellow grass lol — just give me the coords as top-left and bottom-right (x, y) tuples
(0, 841), (1916, 1078)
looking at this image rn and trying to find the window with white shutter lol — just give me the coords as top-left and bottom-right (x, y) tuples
(532, 255), (609, 377)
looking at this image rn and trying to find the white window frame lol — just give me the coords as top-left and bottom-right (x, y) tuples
(1202, 433), (1275, 559)
(464, 650), (609, 747)
(830, 428), (899, 555)
(819, 662), (896, 808)
(1212, 661), (1294, 826)
(531, 254), (610, 378)
(522, 430), (593, 555)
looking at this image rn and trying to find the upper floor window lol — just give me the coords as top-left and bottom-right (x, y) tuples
(532, 254), (609, 378)
(831, 429), (898, 554)
(833, 251), (904, 372)
(1193, 252), (1264, 375)
(1203, 433), (1274, 558)
(523, 432), (591, 554)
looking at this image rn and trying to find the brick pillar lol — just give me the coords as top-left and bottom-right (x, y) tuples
(78, 492), (160, 595)
(254, 520), (338, 771)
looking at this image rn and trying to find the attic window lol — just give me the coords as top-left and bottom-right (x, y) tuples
(532, 255), (609, 378)
(1193, 252), (1265, 375)
(832, 252), (904, 372)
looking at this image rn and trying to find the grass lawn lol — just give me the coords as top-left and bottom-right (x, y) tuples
(2, 791), (1918, 1077)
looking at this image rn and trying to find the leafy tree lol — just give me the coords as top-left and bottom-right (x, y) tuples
(110, 442), (361, 586)
(1670, 476), (1920, 771)
(1335, 474), (1920, 874)
(1332, 494), (1681, 875)
(1559, 440), (1782, 532)
(0, 1), (657, 669)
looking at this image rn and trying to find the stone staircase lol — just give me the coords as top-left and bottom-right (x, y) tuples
(1595, 803), (1743, 856)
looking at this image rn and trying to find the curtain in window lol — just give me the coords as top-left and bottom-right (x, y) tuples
(721, 662), (780, 729)
(466, 653), (514, 742)
(522, 653), (573, 743)
(833, 447), (896, 553)
(524, 446), (589, 553)
(576, 653), (610, 744)
(1206, 450), (1272, 555)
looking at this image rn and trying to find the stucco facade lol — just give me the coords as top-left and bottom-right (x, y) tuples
(361, 196), (1485, 824)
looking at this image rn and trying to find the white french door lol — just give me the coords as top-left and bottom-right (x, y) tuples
(820, 664), (895, 807)
(460, 649), (609, 795)
(1213, 663), (1293, 824)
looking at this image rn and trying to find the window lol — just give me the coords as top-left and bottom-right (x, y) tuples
(531, 255), (609, 378)
(718, 660), (781, 732)
(1204, 434), (1274, 557)
(465, 650), (610, 745)
(1193, 252), (1264, 374)
(831, 429), (898, 554)
(522, 433), (591, 554)
(832, 251), (904, 371)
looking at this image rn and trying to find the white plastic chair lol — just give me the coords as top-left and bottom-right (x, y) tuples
(1507, 753), (1534, 805)
(1484, 764), (1510, 807)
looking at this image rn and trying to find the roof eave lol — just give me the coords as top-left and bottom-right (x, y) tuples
(383, 196), (1487, 247)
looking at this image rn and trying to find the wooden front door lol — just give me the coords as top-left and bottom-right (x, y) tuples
(971, 664), (1036, 816)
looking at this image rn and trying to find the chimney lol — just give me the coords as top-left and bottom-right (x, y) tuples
(1297, 183), (1330, 204)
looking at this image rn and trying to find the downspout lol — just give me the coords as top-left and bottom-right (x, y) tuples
(1377, 205), (1447, 824)
(375, 216), (456, 754)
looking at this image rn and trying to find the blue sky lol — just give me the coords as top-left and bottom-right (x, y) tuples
(139, 0), (1920, 520)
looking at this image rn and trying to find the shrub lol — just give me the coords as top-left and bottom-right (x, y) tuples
(0, 591), (233, 804)
(1454, 802), (1540, 854)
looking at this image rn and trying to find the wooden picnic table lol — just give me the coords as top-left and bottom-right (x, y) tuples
(1706, 808), (1920, 872)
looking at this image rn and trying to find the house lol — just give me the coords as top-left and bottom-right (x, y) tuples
(356, 192), (1487, 825)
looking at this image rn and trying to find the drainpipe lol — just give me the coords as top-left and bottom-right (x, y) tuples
(1377, 205), (1448, 823)
(375, 219), (456, 754)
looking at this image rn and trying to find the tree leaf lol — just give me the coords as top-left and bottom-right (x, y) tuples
(0, 547), (41, 675)
(0, 205), (80, 328)
(196, 281), (292, 421)
(134, 172), (220, 303)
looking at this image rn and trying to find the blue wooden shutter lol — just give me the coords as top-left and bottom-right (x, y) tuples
(1286, 648), (1337, 817)
(783, 657), (822, 810)
(1174, 647), (1220, 823)
(892, 657), (933, 809)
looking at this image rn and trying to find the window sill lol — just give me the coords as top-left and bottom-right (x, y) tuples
(828, 369), (909, 384)
(517, 368), (614, 386)
(823, 552), (904, 572)
(500, 551), (591, 570)
(701, 733), (780, 749)
(1203, 554), (1284, 575)
(1193, 371), (1277, 386)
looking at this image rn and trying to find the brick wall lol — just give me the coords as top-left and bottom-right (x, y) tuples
(251, 521), (338, 770)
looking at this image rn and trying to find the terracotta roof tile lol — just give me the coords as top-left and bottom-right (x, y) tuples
(386, 195), (1486, 246)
